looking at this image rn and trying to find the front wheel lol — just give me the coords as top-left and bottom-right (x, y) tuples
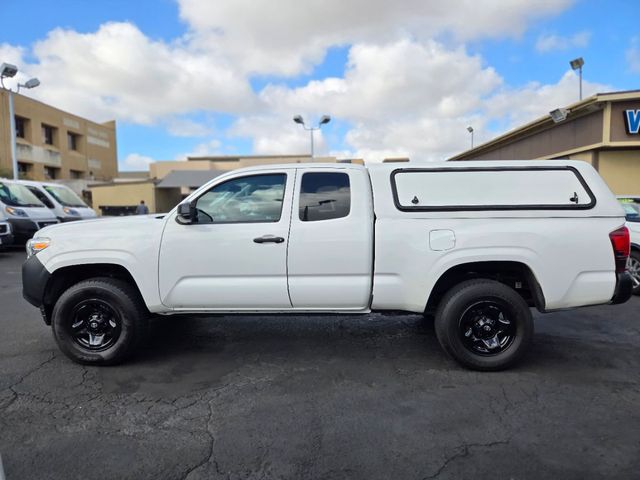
(629, 250), (640, 296)
(52, 277), (148, 365)
(434, 279), (533, 371)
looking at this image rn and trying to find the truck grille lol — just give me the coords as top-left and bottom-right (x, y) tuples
(37, 221), (58, 229)
(0, 224), (8, 235)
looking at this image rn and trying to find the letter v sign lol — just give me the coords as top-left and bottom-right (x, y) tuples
(624, 109), (640, 134)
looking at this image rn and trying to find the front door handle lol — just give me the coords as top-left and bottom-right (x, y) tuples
(253, 235), (285, 244)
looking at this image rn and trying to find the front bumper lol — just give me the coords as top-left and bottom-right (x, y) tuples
(610, 272), (633, 305)
(8, 218), (38, 243)
(7, 218), (57, 243)
(0, 234), (14, 248)
(22, 254), (51, 309)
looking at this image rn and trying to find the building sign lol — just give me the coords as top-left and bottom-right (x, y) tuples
(624, 109), (640, 135)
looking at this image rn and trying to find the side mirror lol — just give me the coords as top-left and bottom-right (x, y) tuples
(176, 202), (196, 224)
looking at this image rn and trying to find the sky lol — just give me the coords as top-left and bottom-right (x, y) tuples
(1, 0), (639, 170)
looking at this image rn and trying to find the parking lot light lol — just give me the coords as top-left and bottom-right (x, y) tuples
(569, 57), (585, 101)
(293, 114), (332, 159)
(0, 62), (41, 180)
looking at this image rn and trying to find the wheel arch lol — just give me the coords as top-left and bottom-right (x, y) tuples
(425, 260), (546, 315)
(42, 263), (149, 325)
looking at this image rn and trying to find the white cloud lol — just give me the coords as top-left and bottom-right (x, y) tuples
(122, 153), (155, 171)
(175, 139), (223, 160)
(535, 31), (591, 53)
(18, 22), (256, 124)
(627, 37), (640, 74)
(485, 71), (609, 129)
(236, 39), (500, 161)
(3, 0), (592, 165)
(179, 0), (573, 76)
(230, 114), (321, 156)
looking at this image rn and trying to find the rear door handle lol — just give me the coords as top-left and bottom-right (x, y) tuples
(253, 235), (285, 244)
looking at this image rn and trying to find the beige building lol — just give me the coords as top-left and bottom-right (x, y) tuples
(90, 154), (364, 215)
(0, 90), (118, 181)
(449, 90), (640, 195)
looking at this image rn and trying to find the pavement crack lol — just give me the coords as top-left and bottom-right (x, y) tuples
(1, 351), (57, 411)
(182, 400), (222, 480)
(422, 438), (511, 479)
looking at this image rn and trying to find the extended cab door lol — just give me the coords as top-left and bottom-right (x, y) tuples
(158, 170), (294, 310)
(287, 167), (374, 309)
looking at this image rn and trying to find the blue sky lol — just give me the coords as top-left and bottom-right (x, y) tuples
(1, 0), (639, 169)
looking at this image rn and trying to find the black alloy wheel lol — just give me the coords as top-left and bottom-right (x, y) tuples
(459, 299), (516, 356)
(68, 299), (122, 351)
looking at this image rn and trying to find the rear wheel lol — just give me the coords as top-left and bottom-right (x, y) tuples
(52, 277), (148, 365)
(434, 279), (533, 371)
(629, 250), (640, 296)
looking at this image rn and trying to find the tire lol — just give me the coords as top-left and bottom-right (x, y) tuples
(434, 279), (533, 371)
(52, 277), (148, 365)
(629, 250), (640, 296)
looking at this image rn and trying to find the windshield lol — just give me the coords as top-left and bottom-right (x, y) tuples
(43, 185), (87, 208)
(25, 186), (55, 209)
(0, 182), (46, 207)
(619, 200), (640, 222)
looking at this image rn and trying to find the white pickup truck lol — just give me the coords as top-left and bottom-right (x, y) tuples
(22, 161), (632, 370)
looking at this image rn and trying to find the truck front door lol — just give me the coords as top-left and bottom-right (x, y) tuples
(158, 170), (293, 310)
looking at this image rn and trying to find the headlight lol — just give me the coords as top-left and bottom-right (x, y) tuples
(63, 207), (79, 216)
(26, 237), (51, 258)
(5, 206), (27, 217)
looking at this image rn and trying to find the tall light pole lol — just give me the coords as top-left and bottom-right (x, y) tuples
(569, 57), (584, 101)
(293, 115), (331, 158)
(467, 126), (474, 149)
(1, 62), (40, 179)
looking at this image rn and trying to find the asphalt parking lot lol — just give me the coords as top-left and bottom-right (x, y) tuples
(1, 248), (639, 480)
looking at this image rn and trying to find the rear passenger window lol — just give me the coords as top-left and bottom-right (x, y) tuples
(299, 172), (350, 221)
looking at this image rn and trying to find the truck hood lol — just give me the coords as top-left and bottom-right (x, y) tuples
(37, 214), (164, 237)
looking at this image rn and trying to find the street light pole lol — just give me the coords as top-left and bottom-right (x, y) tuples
(7, 90), (17, 179)
(467, 126), (474, 149)
(293, 115), (331, 159)
(1, 63), (40, 179)
(569, 57), (585, 101)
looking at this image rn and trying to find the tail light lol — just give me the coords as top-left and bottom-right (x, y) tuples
(609, 226), (630, 274)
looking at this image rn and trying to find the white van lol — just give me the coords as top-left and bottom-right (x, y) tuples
(17, 180), (97, 222)
(0, 179), (58, 243)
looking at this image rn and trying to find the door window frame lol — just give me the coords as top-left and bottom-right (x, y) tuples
(189, 172), (290, 225)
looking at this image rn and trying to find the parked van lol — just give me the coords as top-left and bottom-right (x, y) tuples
(0, 219), (13, 250)
(0, 179), (58, 243)
(17, 180), (97, 222)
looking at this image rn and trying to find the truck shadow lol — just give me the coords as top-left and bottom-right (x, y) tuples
(95, 305), (640, 398)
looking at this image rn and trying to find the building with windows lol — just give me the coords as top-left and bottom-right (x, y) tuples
(0, 90), (118, 181)
(449, 90), (640, 195)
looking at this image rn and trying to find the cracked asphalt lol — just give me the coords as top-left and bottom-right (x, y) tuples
(1, 248), (639, 479)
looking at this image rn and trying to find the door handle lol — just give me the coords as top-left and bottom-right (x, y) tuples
(253, 235), (285, 244)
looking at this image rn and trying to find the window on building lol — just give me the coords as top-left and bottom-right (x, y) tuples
(67, 132), (80, 151)
(42, 124), (56, 146)
(195, 174), (287, 224)
(44, 166), (59, 180)
(70, 170), (84, 179)
(15, 116), (27, 139)
(299, 172), (351, 221)
(17, 162), (32, 178)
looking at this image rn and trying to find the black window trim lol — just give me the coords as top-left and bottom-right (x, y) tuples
(192, 172), (288, 225)
(390, 166), (597, 212)
(298, 171), (352, 222)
